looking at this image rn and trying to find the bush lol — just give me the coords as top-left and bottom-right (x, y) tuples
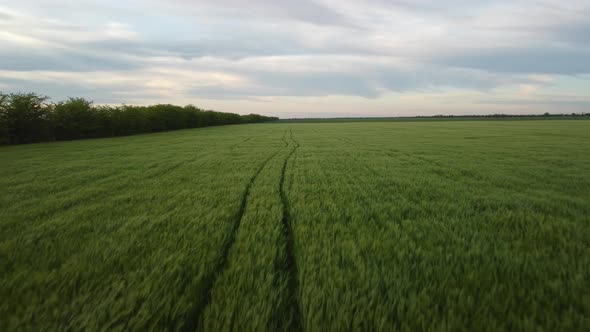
(0, 92), (53, 144)
(0, 92), (279, 145)
(53, 98), (106, 140)
(0, 93), (9, 145)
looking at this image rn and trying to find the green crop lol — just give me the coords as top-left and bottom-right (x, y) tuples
(1, 120), (589, 331)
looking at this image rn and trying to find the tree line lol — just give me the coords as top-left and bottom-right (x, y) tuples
(0, 92), (278, 145)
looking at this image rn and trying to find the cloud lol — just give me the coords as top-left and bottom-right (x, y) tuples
(0, 11), (12, 20)
(476, 96), (590, 109)
(0, 49), (140, 72)
(434, 46), (590, 75)
(168, 0), (354, 26)
(0, 0), (589, 116)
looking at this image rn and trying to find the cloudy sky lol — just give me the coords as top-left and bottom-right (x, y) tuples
(0, 0), (589, 117)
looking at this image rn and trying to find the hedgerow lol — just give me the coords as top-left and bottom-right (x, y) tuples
(0, 92), (277, 144)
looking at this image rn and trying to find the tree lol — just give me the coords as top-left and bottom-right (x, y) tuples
(53, 98), (100, 140)
(0, 92), (279, 145)
(0, 93), (9, 145)
(0, 92), (52, 144)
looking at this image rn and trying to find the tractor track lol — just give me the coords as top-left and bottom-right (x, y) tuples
(182, 144), (285, 331)
(279, 137), (302, 331)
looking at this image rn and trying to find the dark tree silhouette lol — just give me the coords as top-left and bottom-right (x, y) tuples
(0, 92), (278, 145)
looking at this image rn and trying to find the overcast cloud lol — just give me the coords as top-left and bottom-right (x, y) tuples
(0, 0), (589, 117)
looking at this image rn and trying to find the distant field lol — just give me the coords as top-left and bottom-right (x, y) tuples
(275, 115), (590, 123)
(1, 120), (589, 331)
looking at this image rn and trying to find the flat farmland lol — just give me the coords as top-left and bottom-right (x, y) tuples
(1, 120), (589, 331)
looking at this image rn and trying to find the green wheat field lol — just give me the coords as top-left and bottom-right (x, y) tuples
(1, 120), (589, 331)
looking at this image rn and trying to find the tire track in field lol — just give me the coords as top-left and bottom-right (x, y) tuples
(230, 136), (255, 151)
(281, 129), (289, 146)
(183, 144), (285, 331)
(279, 135), (302, 331)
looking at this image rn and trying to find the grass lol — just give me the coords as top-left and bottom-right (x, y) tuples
(1, 120), (589, 331)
